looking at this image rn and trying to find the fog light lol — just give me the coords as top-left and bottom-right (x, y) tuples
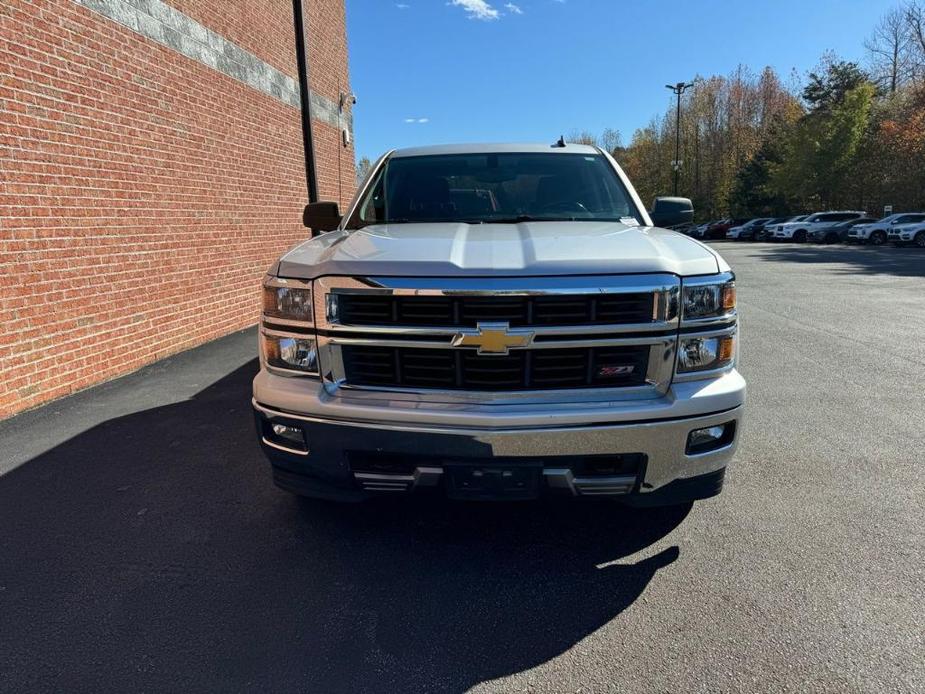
(272, 423), (302, 443)
(686, 422), (735, 455)
(263, 421), (308, 453)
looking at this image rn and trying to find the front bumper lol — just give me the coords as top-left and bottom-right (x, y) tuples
(252, 369), (746, 504)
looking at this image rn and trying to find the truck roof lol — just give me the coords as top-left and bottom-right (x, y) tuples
(390, 142), (602, 158)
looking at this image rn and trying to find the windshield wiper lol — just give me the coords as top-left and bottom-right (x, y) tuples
(481, 215), (576, 223)
(380, 218), (489, 225)
(482, 215), (630, 224)
(360, 215), (617, 226)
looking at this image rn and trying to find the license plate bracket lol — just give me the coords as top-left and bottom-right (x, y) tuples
(445, 463), (542, 500)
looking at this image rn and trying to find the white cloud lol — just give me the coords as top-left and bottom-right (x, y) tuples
(504, 2), (523, 14)
(450, 0), (500, 21)
(395, 3), (410, 8)
(404, 117), (430, 124)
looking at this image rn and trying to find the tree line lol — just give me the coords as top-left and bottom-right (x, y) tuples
(574, 2), (925, 220)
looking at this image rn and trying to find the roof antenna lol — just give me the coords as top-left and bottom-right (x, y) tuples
(552, 135), (566, 148)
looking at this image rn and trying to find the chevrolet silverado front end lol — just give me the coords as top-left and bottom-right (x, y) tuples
(252, 143), (745, 505)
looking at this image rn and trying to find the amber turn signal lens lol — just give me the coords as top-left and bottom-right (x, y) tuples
(718, 335), (735, 362)
(721, 283), (736, 311)
(262, 286), (279, 314)
(263, 333), (281, 362)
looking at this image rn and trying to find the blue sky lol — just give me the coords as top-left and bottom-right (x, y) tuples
(346, 0), (896, 161)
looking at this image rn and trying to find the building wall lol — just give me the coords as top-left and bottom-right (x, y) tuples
(0, 0), (354, 418)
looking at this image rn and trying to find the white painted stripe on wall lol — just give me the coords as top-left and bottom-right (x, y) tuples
(72, 0), (348, 132)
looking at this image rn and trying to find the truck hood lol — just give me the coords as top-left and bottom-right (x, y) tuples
(275, 221), (723, 279)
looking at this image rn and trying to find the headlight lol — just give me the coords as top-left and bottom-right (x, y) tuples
(261, 277), (317, 376)
(263, 276), (313, 322)
(677, 334), (735, 373)
(261, 332), (319, 374)
(681, 278), (735, 321)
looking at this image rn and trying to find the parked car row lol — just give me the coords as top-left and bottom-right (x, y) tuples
(681, 211), (925, 248)
(684, 216), (804, 241)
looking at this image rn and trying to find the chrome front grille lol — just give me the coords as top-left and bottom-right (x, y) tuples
(341, 345), (650, 391)
(336, 292), (655, 327)
(313, 275), (680, 402)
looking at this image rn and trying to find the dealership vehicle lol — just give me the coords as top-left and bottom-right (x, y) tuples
(888, 220), (925, 247)
(253, 143), (744, 505)
(688, 221), (714, 238)
(726, 218), (770, 240)
(705, 218), (749, 240)
(847, 213), (925, 245)
(754, 216), (802, 241)
(807, 216), (877, 244)
(773, 211), (866, 242)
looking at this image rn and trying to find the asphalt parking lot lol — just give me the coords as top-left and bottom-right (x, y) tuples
(0, 242), (922, 693)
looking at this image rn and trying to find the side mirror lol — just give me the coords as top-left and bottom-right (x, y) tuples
(649, 196), (694, 228)
(303, 201), (341, 234)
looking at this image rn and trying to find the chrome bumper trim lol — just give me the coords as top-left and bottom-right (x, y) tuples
(354, 467), (443, 492)
(352, 467), (636, 496)
(543, 469), (636, 496)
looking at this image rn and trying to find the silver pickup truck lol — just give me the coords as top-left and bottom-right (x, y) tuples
(253, 143), (745, 505)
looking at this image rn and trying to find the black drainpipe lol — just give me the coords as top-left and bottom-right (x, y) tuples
(292, 0), (319, 203)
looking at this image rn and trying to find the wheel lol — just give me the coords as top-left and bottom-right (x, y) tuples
(871, 230), (886, 245)
(794, 229), (807, 243)
(916, 231), (925, 248)
(825, 233), (838, 244)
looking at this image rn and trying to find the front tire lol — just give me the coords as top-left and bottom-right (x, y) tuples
(794, 229), (807, 243)
(916, 231), (925, 248)
(871, 230), (887, 246)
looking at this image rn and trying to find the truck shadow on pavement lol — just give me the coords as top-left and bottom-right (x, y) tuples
(751, 243), (925, 278)
(0, 360), (688, 693)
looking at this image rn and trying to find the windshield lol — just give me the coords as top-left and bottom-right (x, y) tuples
(348, 152), (642, 227)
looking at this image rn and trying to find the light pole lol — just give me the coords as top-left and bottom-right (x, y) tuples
(665, 81), (694, 196)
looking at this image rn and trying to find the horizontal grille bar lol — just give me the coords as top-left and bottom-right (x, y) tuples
(335, 293), (654, 328)
(342, 345), (649, 391)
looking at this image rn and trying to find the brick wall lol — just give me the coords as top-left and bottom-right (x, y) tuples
(0, 0), (355, 418)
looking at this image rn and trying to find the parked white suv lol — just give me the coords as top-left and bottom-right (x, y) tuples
(848, 213), (925, 246)
(888, 220), (925, 247)
(726, 218), (770, 240)
(773, 212), (866, 242)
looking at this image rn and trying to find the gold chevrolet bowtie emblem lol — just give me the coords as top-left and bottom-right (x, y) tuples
(452, 322), (534, 355)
